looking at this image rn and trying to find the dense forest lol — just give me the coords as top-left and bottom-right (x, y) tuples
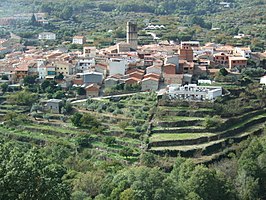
(1, 132), (266, 199)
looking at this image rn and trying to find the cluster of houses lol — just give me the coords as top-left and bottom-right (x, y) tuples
(0, 21), (265, 100)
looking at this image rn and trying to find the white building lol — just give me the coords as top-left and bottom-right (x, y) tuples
(72, 36), (86, 45)
(260, 76), (266, 85)
(108, 58), (127, 76)
(38, 32), (56, 40)
(37, 64), (47, 79)
(168, 84), (222, 101)
(234, 47), (252, 58)
(76, 58), (95, 73)
(83, 46), (96, 57)
(198, 80), (212, 85)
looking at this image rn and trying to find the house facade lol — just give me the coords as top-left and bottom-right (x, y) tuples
(46, 99), (63, 113)
(141, 77), (159, 91)
(108, 58), (127, 76)
(85, 84), (100, 97)
(72, 36), (86, 45)
(146, 65), (161, 75)
(38, 32), (56, 40)
(228, 57), (247, 71)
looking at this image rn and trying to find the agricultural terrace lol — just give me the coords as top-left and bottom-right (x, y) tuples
(149, 84), (266, 162)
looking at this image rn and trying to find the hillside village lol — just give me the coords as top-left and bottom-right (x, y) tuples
(0, 21), (265, 104)
(0, 0), (265, 199)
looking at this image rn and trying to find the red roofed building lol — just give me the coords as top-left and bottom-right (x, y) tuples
(163, 63), (176, 75)
(141, 77), (159, 91)
(85, 83), (100, 97)
(128, 71), (144, 80)
(144, 73), (160, 80)
(15, 63), (29, 80)
(126, 68), (145, 75)
(124, 77), (141, 85)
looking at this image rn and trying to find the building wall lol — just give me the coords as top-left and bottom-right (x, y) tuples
(164, 75), (183, 85)
(104, 78), (118, 88)
(141, 79), (158, 91)
(109, 59), (126, 76)
(83, 47), (96, 57)
(163, 64), (176, 74)
(73, 38), (85, 45)
(86, 90), (99, 97)
(83, 73), (103, 84)
(229, 59), (247, 70)
(39, 33), (56, 40)
(168, 84), (222, 101)
(165, 55), (179, 72)
(214, 54), (229, 66)
(146, 66), (161, 75)
(46, 102), (60, 113)
(55, 63), (73, 75)
(208, 89), (223, 100)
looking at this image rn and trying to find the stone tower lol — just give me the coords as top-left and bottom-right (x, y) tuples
(126, 21), (138, 50)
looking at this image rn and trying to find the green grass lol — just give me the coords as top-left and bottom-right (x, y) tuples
(23, 124), (83, 136)
(156, 115), (204, 121)
(152, 126), (205, 131)
(0, 126), (73, 146)
(158, 106), (213, 112)
(150, 133), (214, 142)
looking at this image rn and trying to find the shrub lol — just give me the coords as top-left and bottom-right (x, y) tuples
(103, 136), (116, 146)
(204, 115), (223, 129)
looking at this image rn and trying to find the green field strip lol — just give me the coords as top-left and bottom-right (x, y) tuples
(0, 126), (74, 146)
(150, 133), (215, 142)
(158, 106), (213, 112)
(152, 126), (205, 131)
(150, 123), (265, 152)
(155, 115), (204, 121)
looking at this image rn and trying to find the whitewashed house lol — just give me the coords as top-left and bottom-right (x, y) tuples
(108, 58), (127, 76)
(168, 84), (222, 101)
(73, 36), (86, 45)
(38, 32), (56, 40)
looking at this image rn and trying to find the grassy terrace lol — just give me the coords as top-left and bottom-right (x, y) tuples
(155, 115), (204, 121)
(149, 92), (266, 159)
(150, 123), (266, 152)
(150, 113), (266, 143)
(150, 133), (215, 142)
(158, 106), (213, 112)
(152, 126), (205, 131)
(0, 126), (74, 146)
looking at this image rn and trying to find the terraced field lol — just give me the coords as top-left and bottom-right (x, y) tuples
(149, 101), (266, 161)
(0, 92), (158, 164)
(0, 90), (265, 164)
